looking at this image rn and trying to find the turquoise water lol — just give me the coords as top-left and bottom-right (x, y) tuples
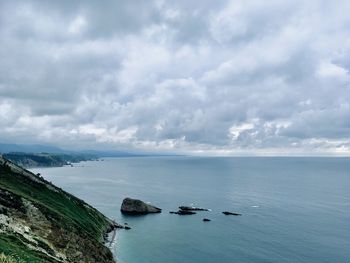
(32, 157), (350, 263)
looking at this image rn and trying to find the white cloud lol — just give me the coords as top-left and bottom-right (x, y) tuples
(317, 61), (349, 79)
(68, 15), (87, 35)
(229, 122), (255, 141)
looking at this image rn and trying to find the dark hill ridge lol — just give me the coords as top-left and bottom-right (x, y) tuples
(3, 152), (97, 168)
(0, 155), (116, 263)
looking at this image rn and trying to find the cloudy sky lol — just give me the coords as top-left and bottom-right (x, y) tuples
(1, 0), (350, 155)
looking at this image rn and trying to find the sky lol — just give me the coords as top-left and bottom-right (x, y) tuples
(0, 0), (350, 155)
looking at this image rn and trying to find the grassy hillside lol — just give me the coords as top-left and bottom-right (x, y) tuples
(0, 156), (115, 263)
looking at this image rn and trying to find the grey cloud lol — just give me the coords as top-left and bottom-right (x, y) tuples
(1, 0), (162, 39)
(1, 0), (350, 154)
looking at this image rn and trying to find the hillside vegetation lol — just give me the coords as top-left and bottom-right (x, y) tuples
(0, 156), (115, 263)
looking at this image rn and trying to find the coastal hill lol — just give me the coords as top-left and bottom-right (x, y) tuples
(2, 152), (97, 168)
(0, 155), (116, 263)
(0, 143), (177, 160)
(0, 143), (148, 158)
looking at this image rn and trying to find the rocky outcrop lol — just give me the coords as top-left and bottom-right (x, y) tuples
(169, 205), (209, 215)
(120, 198), (161, 215)
(169, 210), (196, 215)
(222, 211), (242, 216)
(179, 206), (209, 211)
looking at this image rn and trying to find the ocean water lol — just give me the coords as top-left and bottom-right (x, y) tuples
(31, 157), (350, 263)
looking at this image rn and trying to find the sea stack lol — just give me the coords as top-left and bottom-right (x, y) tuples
(121, 197), (162, 215)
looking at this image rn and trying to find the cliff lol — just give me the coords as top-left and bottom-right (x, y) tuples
(0, 156), (116, 263)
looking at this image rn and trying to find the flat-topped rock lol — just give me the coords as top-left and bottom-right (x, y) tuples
(179, 206), (209, 211)
(170, 210), (196, 215)
(121, 197), (162, 215)
(222, 211), (242, 216)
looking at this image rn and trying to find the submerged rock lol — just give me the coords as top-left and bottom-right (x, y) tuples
(120, 197), (162, 215)
(172, 210), (196, 215)
(170, 205), (209, 215)
(222, 211), (242, 216)
(179, 206), (209, 211)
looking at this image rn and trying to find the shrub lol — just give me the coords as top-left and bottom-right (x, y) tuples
(0, 253), (23, 263)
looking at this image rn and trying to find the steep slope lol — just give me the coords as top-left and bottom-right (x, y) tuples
(0, 156), (116, 263)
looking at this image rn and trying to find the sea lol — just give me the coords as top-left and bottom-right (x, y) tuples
(31, 157), (350, 263)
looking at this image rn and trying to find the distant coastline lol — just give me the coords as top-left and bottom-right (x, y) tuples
(2, 152), (98, 168)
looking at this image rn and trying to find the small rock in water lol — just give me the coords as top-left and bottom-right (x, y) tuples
(170, 210), (197, 215)
(203, 218), (211, 222)
(179, 206), (209, 211)
(222, 211), (242, 216)
(177, 210), (196, 215)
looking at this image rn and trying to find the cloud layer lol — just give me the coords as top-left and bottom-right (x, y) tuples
(1, 0), (350, 155)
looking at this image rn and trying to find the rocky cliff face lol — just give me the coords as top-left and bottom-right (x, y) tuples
(0, 156), (116, 263)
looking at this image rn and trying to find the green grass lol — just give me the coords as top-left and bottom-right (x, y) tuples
(0, 162), (114, 262)
(0, 253), (23, 263)
(0, 168), (109, 240)
(0, 235), (57, 263)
